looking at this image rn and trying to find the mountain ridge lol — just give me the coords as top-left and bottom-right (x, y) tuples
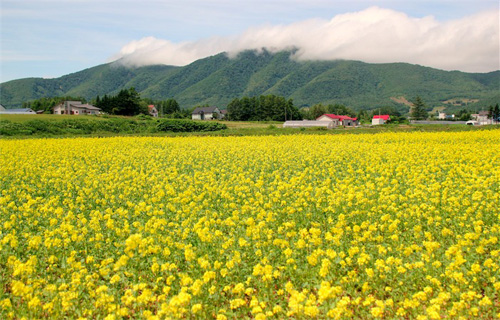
(1, 50), (498, 112)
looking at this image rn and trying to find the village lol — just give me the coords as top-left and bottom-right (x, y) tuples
(1, 100), (499, 128)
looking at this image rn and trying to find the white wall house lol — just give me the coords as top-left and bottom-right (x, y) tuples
(472, 111), (491, 125)
(192, 106), (221, 120)
(53, 101), (101, 115)
(316, 115), (340, 127)
(317, 114), (358, 127)
(372, 115), (391, 125)
(438, 112), (455, 120)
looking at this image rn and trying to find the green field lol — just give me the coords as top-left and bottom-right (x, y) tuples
(0, 114), (125, 123)
(1, 114), (499, 138)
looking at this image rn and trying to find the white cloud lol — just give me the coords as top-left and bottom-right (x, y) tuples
(111, 6), (498, 72)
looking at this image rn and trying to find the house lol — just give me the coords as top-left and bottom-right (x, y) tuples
(283, 120), (335, 129)
(471, 111), (491, 125)
(438, 112), (455, 120)
(53, 101), (101, 115)
(192, 106), (221, 120)
(148, 105), (158, 117)
(0, 108), (36, 114)
(372, 115), (391, 125)
(317, 114), (358, 127)
(477, 111), (490, 125)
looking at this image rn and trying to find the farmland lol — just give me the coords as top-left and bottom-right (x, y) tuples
(2, 114), (499, 138)
(1, 131), (499, 319)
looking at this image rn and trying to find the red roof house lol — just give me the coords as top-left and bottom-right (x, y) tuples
(317, 114), (358, 126)
(373, 115), (390, 121)
(372, 115), (391, 125)
(148, 105), (158, 117)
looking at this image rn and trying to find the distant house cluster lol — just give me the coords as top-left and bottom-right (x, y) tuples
(53, 101), (101, 115)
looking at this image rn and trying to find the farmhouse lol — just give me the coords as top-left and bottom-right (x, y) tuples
(192, 106), (221, 120)
(372, 115), (391, 125)
(438, 112), (455, 120)
(471, 111), (491, 125)
(54, 101), (101, 115)
(317, 114), (358, 127)
(148, 105), (158, 117)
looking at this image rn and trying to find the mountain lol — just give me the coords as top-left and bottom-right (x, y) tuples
(1, 50), (499, 112)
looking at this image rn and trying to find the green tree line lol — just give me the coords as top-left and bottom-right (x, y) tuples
(227, 95), (301, 121)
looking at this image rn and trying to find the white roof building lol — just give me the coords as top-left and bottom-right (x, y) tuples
(53, 101), (101, 115)
(0, 108), (36, 114)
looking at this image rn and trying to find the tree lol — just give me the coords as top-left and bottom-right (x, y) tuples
(327, 104), (356, 118)
(226, 95), (301, 121)
(457, 109), (471, 121)
(494, 103), (500, 122)
(165, 99), (180, 115)
(308, 104), (328, 120)
(357, 110), (368, 123)
(96, 88), (146, 116)
(112, 88), (143, 116)
(410, 96), (429, 120)
(156, 99), (180, 116)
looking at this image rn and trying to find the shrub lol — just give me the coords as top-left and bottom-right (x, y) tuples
(156, 119), (227, 132)
(0, 120), (33, 136)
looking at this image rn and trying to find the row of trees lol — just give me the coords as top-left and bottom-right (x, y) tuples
(226, 95), (301, 121)
(301, 103), (356, 120)
(455, 109), (473, 121)
(94, 90), (189, 117)
(488, 104), (500, 120)
(94, 88), (146, 116)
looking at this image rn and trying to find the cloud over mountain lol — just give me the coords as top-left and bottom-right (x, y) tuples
(112, 7), (499, 72)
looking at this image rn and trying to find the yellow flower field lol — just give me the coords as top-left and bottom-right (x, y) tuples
(1, 131), (499, 319)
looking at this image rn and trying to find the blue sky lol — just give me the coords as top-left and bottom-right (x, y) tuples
(1, 0), (499, 83)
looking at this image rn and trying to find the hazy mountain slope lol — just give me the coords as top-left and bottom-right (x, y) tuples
(141, 53), (229, 100)
(1, 50), (498, 111)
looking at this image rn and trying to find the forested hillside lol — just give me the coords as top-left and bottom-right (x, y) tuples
(1, 50), (498, 113)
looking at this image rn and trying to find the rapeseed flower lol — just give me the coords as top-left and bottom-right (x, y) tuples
(1, 131), (499, 318)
